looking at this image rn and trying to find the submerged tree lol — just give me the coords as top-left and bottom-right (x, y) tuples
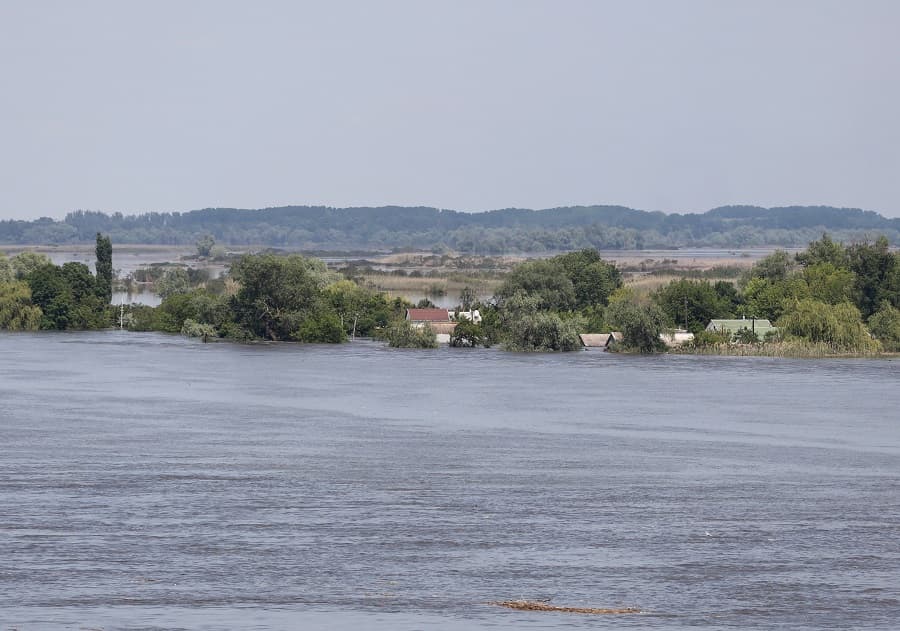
(381, 320), (438, 349)
(606, 299), (667, 353)
(26, 262), (107, 330)
(498, 291), (581, 352)
(229, 254), (344, 342)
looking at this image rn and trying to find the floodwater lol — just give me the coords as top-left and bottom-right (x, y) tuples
(1, 332), (899, 630)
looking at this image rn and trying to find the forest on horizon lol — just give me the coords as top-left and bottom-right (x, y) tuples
(1, 204), (898, 253)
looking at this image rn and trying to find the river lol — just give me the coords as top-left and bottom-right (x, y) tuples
(1, 332), (898, 629)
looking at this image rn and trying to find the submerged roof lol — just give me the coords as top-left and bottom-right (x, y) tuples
(579, 333), (611, 347)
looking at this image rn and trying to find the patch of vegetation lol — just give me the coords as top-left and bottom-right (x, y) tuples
(378, 320), (438, 349)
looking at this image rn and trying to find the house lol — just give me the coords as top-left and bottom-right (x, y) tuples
(660, 329), (695, 347)
(579, 333), (611, 348)
(706, 318), (777, 340)
(405, 308), (455, 344)
(578, 332), (623, 349)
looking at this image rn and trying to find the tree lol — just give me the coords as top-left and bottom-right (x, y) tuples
(327, 279), (391, 337)
(156, 268), (192, 300)
(802, 263), (855, 305)
(229, 254), (342, 342)
(652, 279), (734, 333)
(606, 300), (666, 353)
(713, 280), (741, 313)
(26, 264), (73, 329)
(0, 254), (12, 284)
(458, 286), (477, 311)
(847, 237), (899, 317)
(732, 327), (760, 344)
(196, 234), (216, 257)
(796, 233), (848, 269)
(739, 250), (795, 289)
(11, 251), (52, 280)
(867, 302), (900, 352)
(381, 320), (438, 348)
(741, 277), (809, 322)
(555, 249), (622, 308)
(0, 281), (42, 330)
(450, 319), (486, 347)
(496, 258), (576, 311)
(24, 262), (106, 330)
(95, 233), (113, 303)
(293, 311), (345, 343)
(496, 291), (581, 351)
(502, 310), (582, 352)
(496, 249), (621, 312)
(181, 318), (218, 341)
(152, 292), (200, 332)
(777, 299), (879, 352)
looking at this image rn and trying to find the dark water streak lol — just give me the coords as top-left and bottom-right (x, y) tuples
(1, 332), (899, 629)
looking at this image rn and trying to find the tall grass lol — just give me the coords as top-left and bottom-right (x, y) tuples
(671, 340), (888, 358)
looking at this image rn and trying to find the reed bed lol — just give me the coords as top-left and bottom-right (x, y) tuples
(490, 600), (640, 615)
(671, 341), (891, 359)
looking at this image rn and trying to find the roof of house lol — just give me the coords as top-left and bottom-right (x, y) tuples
(708, 318), (774, 331)
(406, 308), (451, 322)
(579, 333), (611, 347)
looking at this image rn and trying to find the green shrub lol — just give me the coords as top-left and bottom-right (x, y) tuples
(181, 318), (218, 340)
(380, 320), (438, 348)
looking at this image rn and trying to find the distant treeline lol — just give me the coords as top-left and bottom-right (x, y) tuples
(2, 205), (899, 252)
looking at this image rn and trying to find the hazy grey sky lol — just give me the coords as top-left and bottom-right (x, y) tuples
(1, 1), (898, 219)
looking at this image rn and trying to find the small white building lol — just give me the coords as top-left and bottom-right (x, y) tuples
(450, 309), (482, 324)
(660, 329), (695, 347)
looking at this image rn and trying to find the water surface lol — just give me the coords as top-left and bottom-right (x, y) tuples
(1, 332), (898, 629)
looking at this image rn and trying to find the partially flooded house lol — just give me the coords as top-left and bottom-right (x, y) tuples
(406, 308), (456, 344)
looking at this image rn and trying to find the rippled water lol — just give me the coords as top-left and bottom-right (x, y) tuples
(1, 332), (899, 630)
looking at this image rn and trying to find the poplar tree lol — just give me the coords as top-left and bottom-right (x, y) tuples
(95, 233), (113, 303)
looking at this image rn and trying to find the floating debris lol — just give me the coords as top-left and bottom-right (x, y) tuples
(490, 600), (640, 614)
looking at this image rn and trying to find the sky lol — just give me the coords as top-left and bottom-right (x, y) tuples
(1, 1), (898, 220)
